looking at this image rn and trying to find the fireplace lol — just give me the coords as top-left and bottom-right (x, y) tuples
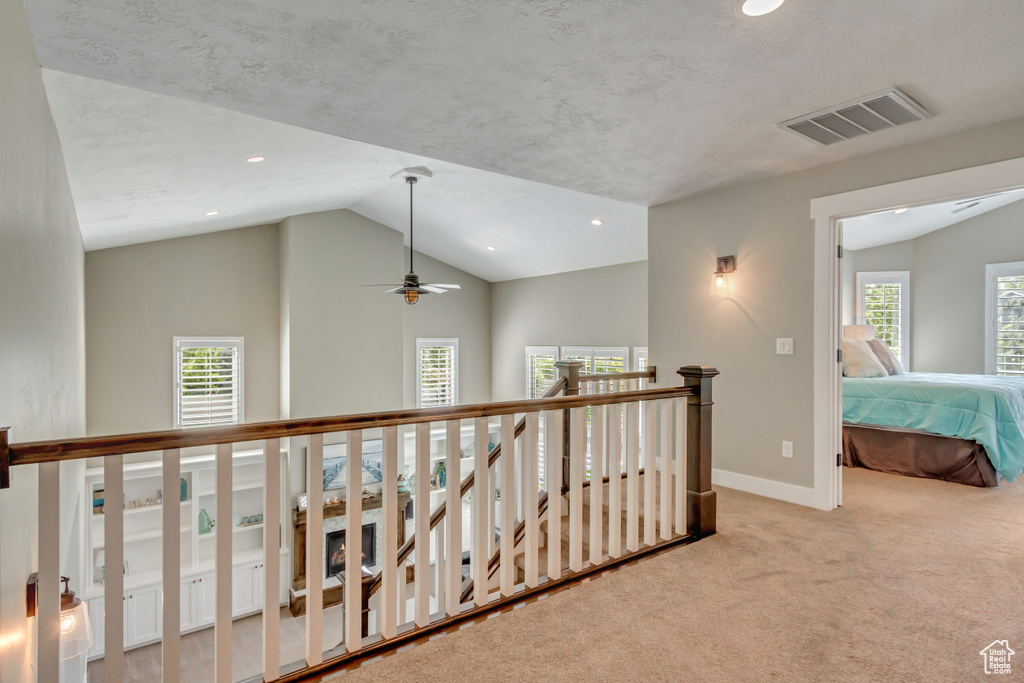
(326, 523), (377, 578)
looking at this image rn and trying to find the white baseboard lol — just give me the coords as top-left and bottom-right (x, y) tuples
(711, 468), (820, 508)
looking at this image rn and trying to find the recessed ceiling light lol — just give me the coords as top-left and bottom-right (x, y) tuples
(893, 207), (909, 214)
(591, 219), (603, 226)
(741, 0), (785, 16)
(205, 211), (219, 216)
(486, 246), (496, 251)
(247, 156), (264, 163)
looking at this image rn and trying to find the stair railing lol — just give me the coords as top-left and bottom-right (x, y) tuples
(1, 365), (715, 683)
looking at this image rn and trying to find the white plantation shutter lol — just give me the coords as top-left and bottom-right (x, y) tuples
(856, 272), (910, 366)
(174, 338), (243, 428)
(417, 339), (458, 408)
(986, 262), (1024, 376)
(635, 347), (649, 372)
(561, 347), (629, 375)
(525, 346), (559, 399)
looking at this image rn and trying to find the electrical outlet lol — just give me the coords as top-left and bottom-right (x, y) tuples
(782, 441), (793, 459)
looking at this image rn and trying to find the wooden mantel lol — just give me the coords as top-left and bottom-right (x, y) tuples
(290, 491), (411, 616)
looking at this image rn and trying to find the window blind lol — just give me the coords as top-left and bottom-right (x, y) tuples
(418, 339), (458, 408)
(994, 274), (1024, 376)
(526, 346), (559, 399)
(174, 339), (243, 429)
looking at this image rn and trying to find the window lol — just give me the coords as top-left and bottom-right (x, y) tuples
(561, 347), (629, 375)
(417, 339), (458, 408)
(525, 346), (559, 399)
(174, 337), (243, 429)
(634, 347), (649, 372)
(856, 271), (910, 367)
(986, 261), (1024, 376)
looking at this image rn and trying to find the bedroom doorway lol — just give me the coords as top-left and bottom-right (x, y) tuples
(810, 156), (1024, 509)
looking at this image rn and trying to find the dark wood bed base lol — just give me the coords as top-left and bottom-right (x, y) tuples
(842, 423), (999, 488)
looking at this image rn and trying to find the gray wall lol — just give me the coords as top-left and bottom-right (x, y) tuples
(85, 225), (281, 434)
(844, 198), (1024, 374)
(0, 0), (86, 678)
(490, 261), (648, 400)
(649, 116), (1024, 489)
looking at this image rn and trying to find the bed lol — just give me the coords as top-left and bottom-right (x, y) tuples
(842, 372), (1024, 487)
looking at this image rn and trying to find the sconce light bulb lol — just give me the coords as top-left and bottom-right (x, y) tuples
(715, 275), (725, 287)
(60, 613), (76, 635)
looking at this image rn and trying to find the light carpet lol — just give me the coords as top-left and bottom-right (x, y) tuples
(334, 468), (1023, 682)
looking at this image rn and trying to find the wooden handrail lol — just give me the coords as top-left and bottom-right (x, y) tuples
(5, 379), (692, 467)
(364, 376), (569, 597)
(578, 367), (656, 384)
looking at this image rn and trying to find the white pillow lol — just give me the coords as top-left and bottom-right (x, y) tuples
(842, 339), (888, 378)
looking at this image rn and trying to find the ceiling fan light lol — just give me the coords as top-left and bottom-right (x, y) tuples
(404, 290), (419, 305)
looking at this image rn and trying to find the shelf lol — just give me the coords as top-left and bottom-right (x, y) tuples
(92, 525), (191, 549)
(91, 500), (193, 518)
(197, 523), (264, 540)
(85, 446), (277, 479)
(197, 481), (264, 497)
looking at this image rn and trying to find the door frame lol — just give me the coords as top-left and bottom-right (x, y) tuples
(810, 155), (1024, 510)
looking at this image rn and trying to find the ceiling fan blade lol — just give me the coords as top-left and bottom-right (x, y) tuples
(362, 283), (404, 287)
(385, 287), (404, 293)
(955, 193), (1005, 205)
(420, 285), (448, 294)
(424, 283), (461, 290)
(951, 202), (981, 214)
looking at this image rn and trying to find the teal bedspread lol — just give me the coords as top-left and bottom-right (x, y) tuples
(843, 372), (1024, 482)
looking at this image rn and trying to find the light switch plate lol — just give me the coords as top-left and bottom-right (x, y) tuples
(776, 338), (794, 355)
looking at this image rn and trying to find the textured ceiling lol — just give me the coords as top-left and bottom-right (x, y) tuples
(43, 70), (645, 281)
(26, 0), (1024, 207)
(843, 190), (1024, 251)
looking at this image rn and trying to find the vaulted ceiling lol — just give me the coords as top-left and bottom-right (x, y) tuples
(27, 0), (1024, 279)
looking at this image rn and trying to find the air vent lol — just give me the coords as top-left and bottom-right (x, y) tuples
(779, 88), (931, 146)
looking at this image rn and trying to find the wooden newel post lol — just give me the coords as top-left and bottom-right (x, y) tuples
(0, 427), (10, 489)
(554, 361), (583, 492)
(678, 366), (719, 538)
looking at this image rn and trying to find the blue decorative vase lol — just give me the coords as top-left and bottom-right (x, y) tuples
(436, 462), (446, 489)
(180, 478), (188, 501)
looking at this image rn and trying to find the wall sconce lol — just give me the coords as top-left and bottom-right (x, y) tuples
(709, 255), (736, 295)
(27, 574), (93, 660)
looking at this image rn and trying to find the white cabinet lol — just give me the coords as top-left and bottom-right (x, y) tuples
(232, 561), (264, 617)
(180, 571), (216, 632)
(125, 585), (161, 647)
(196, 572), (217, 627)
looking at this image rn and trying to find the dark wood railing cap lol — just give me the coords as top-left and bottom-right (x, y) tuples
(677, 366), (720, 379)
(0, 427), (10, 489)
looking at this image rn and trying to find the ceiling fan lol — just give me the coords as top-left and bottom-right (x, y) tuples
(363, 168), (460, 305)
(950, 192), (1006, 214)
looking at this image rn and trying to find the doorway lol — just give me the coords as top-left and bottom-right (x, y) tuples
(810, 156), (1024, 509)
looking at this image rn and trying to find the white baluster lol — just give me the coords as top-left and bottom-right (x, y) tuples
(162, 449), (181, 683)
(675, 399), (686, 535)
(589, 405), (605, 566)
(215, 442), (233, 682)
(473, 417), (490, 607)
(381, 426), (399, 638)
(545, 410), (563, 582)
(435, 522), (445, 616)
(524, 412), (540, 588)
(499, 415), (515, 595)
(659, 401), (673, 541)
(38, 462), (60, 683)
(306, 434), (324, 666)
(608, 404), (623, 559)
(626, 402), (640, 553)
(414, 423), (430, 627)
(263, 439), (281, 681)
(569, 407), (584, 573)
(644, 400), (657, 547)
(103, 455), (124, 683)
(345, 429), (363, 653)
(396, 426), (407, 627)
(445, 421), (462, 615)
